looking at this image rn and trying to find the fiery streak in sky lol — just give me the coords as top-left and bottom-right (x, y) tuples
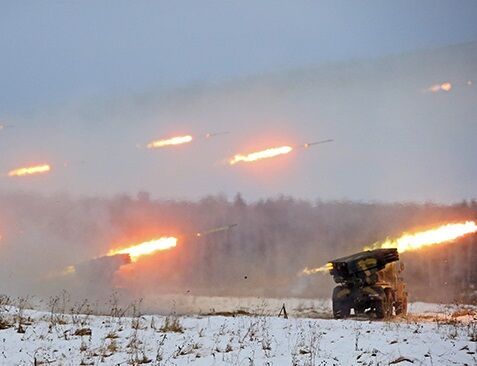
(8, 164), (51, 177)
(369, 221), (477, 254)
(427, 82), (452, 93)
(229, 146), (293, 165)
(108, 237), (178, 262)
(147, 135), (193, 149)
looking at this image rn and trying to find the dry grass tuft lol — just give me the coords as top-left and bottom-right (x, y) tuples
(159, 316), (184, 333)
(74, 328), (92, 336)
(451, 307), (477, 318)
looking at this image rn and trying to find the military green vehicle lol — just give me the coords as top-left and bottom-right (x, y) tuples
(328, 248), (407, 319)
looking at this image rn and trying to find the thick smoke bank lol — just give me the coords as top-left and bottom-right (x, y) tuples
(0, 192), (476, 306)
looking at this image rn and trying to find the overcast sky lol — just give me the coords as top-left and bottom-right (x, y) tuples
(2, 1), (477, 114)
(1, 1), (477, 202)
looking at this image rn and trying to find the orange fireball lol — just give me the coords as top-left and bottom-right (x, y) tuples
(8, 164), (51, 177)
(108, 237), (178, 262)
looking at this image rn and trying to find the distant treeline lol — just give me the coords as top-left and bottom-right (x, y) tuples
(0, 192), (476, 303)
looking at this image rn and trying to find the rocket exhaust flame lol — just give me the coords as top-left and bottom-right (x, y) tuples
(301, 263), (332, 276)
(301, 220), (477, 276)
(147, 135), (193, 149)
(8, 164), (51, 177)
(368, 221), (477, 253)
(229, 138), (332, 165)
(108, 237), (178, 262)
(229, 145), (293, 165)
(426, 82), (452, 93)
(145, 131), (228, 148)
(58, 223), (236, 278)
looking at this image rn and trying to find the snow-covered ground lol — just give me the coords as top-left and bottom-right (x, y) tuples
(0, 298), (475, 365)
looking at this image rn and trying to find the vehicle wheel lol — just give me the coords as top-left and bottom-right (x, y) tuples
(355, 305), (366, 315)
(375, 299), (385, 319)
(332, 286), (351, 319)
(333, 301), (351, 319)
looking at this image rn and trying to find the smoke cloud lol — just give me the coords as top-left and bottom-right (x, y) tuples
(0, 192), (475, 308)
(0, 42), (476, 311)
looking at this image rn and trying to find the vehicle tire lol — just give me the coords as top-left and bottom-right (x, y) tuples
(333, 301), (351, 319)
(332, 286), (351, 319)
(375, 299), (385, 319)
(355, 305), (366, 315)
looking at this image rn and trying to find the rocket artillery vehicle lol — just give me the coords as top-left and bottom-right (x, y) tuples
(329, 248), (407, 319)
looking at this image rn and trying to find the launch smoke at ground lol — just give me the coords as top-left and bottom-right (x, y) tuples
(0, 192), (476, 305)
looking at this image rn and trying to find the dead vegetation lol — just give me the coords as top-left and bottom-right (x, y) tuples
(74, 328), (92, 336)
(159, 315), (184, 333)
(0, 292), (475, 364)
(451, 307), (477, 318)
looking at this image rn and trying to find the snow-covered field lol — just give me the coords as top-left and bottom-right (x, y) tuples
(0, 297), (475, 365)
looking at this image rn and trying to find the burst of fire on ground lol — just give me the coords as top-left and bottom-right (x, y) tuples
(229, 139), (333, 165)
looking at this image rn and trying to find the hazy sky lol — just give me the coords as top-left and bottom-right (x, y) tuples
(1, 1), (477, 202)
(2, 1), (477, 114)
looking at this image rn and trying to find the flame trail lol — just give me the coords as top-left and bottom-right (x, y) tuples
(301, 263), (332, 276)
(147, 135), (193, 149)
(301, 220), (477, 276)
(108, 237), (178, 262)
(426, 82), (452, 93)
(229, 145), (293, 165)
(8, 164), (51, 177)
(0, 124), (13, 131)
(368, 221), (477, 253)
